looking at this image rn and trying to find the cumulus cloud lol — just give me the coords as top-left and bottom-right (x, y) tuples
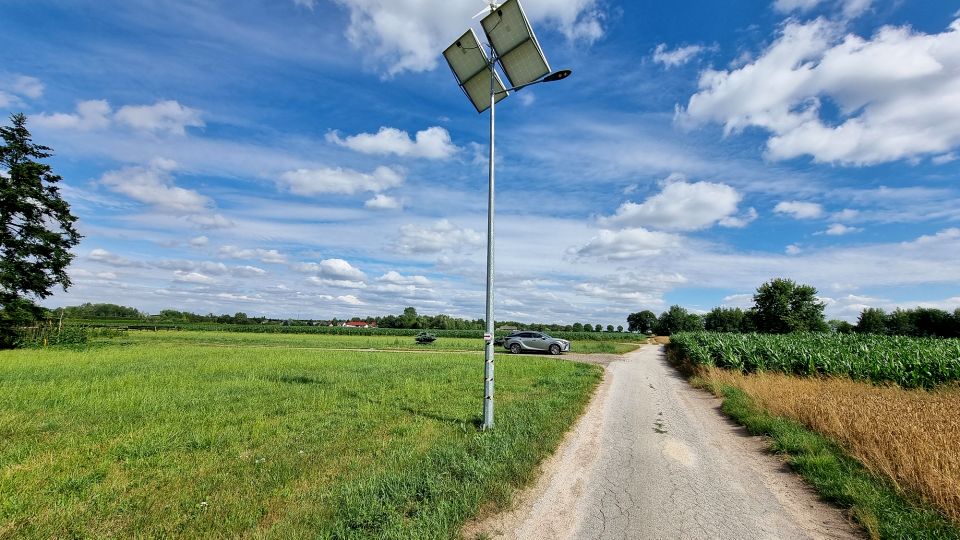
(295, 258), (366, 281)
(33, 99), (202, 135)
(573, 228), (684, 260)
(719, 207), (759, 228)
(98, 159), (213, 214)
(653, 44), (706, 68)
(680, 18), (960, 165)
(0, 75), (44, 107)
(774, 200), (824, 219)
(364, 194), (403, 210)
(330, 0), (603, 76)
(600, 177), (743, 231)
(33, 100), (112, 131)
(396, 219), (483, 254)
(218, 246), (287, 264)
(822, 223), (862, 235)
(114, 100), (204, 135)
(277, 165), (403, 196)
(189, 235), (209, 247)
(327, 126), (458, 159)
(88, 248), (144, 267)
(377, 270), (430, 285)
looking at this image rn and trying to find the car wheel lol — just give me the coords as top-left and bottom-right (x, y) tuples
(549, 344), (561, 355)
(510, 343), (522, 354)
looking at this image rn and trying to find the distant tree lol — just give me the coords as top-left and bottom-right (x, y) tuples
(616, 325), (623, 332)
(704, 307), (749, 333)
(606, 324), (614, 332)
(580, 322), (592, 332)
(654, 305), (704, 336)
(234, 312), (249, 324)
(399, 306), (419, 328)
(912, 308), (953, 338)
(828, 319), (855, 334)
(572, 322), (583, 332)
(627, 310), (657, 333)
(752, 278), (827, 333)
(856, 307), (887, 334)
(886, 308), (915, 336)
(594, 324), (603, 332)
(0, 113), (81, 326)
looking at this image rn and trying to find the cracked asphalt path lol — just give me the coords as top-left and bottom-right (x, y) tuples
(465, 345), (862, 540)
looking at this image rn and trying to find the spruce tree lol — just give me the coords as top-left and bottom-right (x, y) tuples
(0, 113), (81, 324)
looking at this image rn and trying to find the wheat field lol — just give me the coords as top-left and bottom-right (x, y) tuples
(699, 368), (960, 525)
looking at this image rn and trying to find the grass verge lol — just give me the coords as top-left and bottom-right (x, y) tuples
(691, 376), (959, 539)
(0, 339), (602, 538)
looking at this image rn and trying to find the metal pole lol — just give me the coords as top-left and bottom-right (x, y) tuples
(482, 57), (496, 431)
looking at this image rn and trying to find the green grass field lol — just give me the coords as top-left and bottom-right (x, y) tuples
(91, 329), (641, 355)
(0, 332), (605, 538)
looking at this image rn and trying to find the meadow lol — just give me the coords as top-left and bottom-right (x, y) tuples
(0, 332), (604, 538)
(88, 330), (642, 355)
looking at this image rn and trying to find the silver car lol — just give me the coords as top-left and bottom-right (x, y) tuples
(502, 331), (570, 355)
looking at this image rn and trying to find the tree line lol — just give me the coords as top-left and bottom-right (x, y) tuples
(628, 278), (960, 338)
(48, 304), (628, 333)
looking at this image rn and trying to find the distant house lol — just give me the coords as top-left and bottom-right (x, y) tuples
(341, 321), (376, 328)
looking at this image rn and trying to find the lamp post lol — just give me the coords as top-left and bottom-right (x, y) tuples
(443, 0), (571, 431)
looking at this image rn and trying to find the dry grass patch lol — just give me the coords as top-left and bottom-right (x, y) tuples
(700, 367), (960, 525)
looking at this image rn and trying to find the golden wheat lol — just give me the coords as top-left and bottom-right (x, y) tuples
(700, 368), (960, 524)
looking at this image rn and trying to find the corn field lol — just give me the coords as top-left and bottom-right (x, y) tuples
(668, 332), (960, 389)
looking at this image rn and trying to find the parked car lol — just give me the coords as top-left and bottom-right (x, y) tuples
(502, 331), (570, 355)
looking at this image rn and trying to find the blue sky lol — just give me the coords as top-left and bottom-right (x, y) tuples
(2, 0), (959, 325)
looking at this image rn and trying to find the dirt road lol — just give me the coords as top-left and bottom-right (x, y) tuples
(465, 345), (862, 540)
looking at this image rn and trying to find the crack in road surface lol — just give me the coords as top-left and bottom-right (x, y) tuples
(464, 345), (862, 540)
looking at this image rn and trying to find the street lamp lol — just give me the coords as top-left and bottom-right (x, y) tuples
(442, 0), (571, 431)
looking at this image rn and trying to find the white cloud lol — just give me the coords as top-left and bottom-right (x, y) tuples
(330, 0), (603, 76)
(774, 200), (823, 219)
(186, 214), (234, 229)
(337, 294), (364, 305)
(573, 228), (684, 260)
(10, 75), (44, 99)
(0, 75), (44, 107)
(932, 153), (957, 165)
(277, 165), (403, 196)
(396, 219), (483, 254)
(680, 18), (960, 165)
(293, 0), (315, 8)
(773, 0), (872, 18)
(189, 235), (209, 247)
(653, 44), (706, 68)
(786, 244), (803, 255)
(33, 99), (202, 135)
(173, 270), (216, 284)
(822, 223), (862, 235)
(218, 246), (287, 264)
(232, 265), (268, 277)
(600, 178), (743, 231)
(832, 208), (860, 221)
(114, 100), (204, 135)
(33, 100), (112, 131)
(295, 258), (366, 281)
(327, 126), (458, 159)
(88, 248), (143, 267)
(377, 271), (430, 286)
(364, 194), (403, 210)
(718, 207), (759, 228)
(98, 159), (212, 214)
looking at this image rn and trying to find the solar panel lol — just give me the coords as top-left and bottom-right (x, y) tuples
(481, 0), (551, 89)
(443, 29), (508, 114)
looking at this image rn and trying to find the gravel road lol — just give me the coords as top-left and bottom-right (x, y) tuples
(465, 345), (862, 540)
